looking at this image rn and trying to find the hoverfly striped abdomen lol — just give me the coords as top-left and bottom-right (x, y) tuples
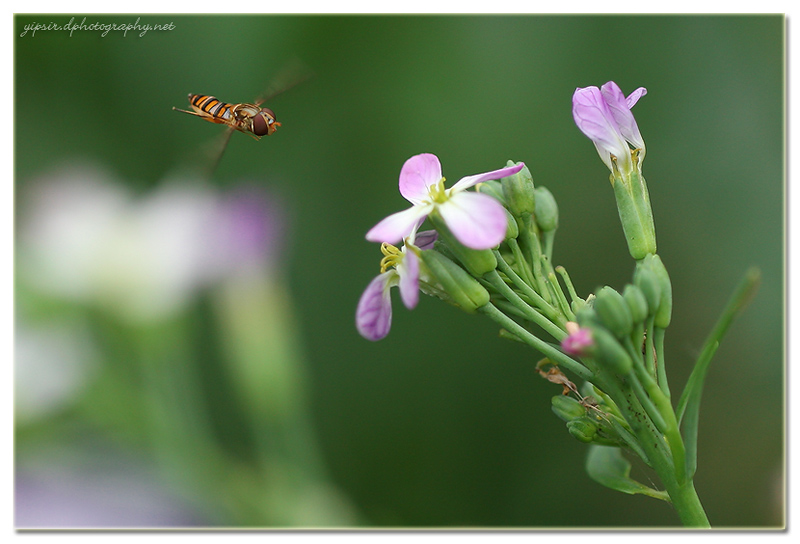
(189, 94), (233, 121)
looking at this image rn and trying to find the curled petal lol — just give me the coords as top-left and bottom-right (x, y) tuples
(450, 162), (525, 192)
(438, 191), (507, 249)
(366, 204), (432, 245)
(413, 229), (438, 251)
(397, 249), (419, 309)
(572, 86), (629, 171)
(625, 86), (647, 109)
(356, 273), (395, 341)
(399, 153), (442, 205)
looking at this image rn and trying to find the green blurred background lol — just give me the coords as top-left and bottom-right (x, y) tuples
(14, 15), (784, 527)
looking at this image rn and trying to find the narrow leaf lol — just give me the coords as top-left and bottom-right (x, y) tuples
(677, 268), (761, 479)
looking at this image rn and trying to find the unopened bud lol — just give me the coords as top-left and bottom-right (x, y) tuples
(534, 186), (559, 232)
(567, 417), (598, 443)
(594, 286), (633, 338)
(552, 395), (586, 422)
(622, 284), (649, 323)
(501, 161), (536, 216)
(591, 326), (633, 375)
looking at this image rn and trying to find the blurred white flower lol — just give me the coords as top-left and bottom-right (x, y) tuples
(14, 319), (97, 424)
(17, 164), (280, 323)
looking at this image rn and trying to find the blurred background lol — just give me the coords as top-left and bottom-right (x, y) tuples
(13, 15), (784, 527)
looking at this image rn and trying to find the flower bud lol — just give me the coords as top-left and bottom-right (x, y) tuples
(649, 254), (672, 328)
(419, 249), (490, 313)
(503, 207), (519, 240)
(594, 286), (633, 339)
(622, 284), (649, 324)
(552, 395), (586, 422)
(533, 186), (559, 232)
(591, 325), (633, 375)
(575, 302), (598, 328)
(500, 161), (536, 217)
(475, 180), (507, 205)
(633, 258), (662, 313)
(635, 254), (672, 328)
(567, 417), (598, 443)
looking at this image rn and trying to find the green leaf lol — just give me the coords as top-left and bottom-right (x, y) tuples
(677, 268), (760, 479)
(585, 445), (670, 502)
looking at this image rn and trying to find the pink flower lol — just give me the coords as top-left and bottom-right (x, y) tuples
(356, 229), (437, 341)
(572, 82), (647, 176)
(561, 322), (594, 356)
(366, 154), (524, 250)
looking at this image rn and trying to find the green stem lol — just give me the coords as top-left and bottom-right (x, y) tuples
(483, 270), (567, 340)
(479, 303), (593, 382)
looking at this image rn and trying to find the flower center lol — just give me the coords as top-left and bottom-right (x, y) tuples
(427, 177), (449, 204)
(379, 242), (403, 273)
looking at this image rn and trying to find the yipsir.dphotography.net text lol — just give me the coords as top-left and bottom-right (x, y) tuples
(19, 16), (176, 38)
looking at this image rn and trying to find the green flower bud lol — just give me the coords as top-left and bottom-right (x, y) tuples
(552, 395), (587, 422)
(594, 286), (633, 339)
(419, 249), (490, 313)
(575, 301), (598, 328)
(649, 254), (673, 328)
(504, 207), (519, 240)
(428, 214), (497, 277)
(475, 180), (507, 205)
(591, 326), (633, 375)
(533, 186), (558, 232)
(567, 417), (598, 443)
(500, 161), (536, 217)
(633, 258), (662, 314)
(622, 284), (649, 324)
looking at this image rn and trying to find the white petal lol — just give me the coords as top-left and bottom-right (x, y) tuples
(365, 205), (432, 245)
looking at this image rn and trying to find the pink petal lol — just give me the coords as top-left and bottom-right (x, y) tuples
(356, 273), (394, 341)
(397, 249), (419, 309)
(625, 87), (647, 109)
(366, 205), (432, 245)
(450, 162), (525, 192)
(572, 86), (627, 156)
(438, 191), (507, 250)
(600, 82), (645, 150)
(399, 153), (442, 204)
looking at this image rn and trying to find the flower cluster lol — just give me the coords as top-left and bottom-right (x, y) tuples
(352, 82), (752, 527)
(356, 154), (524, 340)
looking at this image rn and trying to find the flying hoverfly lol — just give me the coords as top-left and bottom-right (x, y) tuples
(172, 60), (310, 175)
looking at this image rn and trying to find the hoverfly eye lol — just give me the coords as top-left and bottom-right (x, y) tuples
(252, 113), (270, 136)
(253, 108), (278, 136)
(260, 108), (276, 122)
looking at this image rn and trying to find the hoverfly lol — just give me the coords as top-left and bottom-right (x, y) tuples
(173, 59), (310, 175)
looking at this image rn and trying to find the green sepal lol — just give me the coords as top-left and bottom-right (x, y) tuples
(611, 170), (657, 260)
(585, 445), (670, 501)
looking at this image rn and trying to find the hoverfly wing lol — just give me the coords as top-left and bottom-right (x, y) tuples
(205, 126), (236, 177)
(254, 57), (313, 107)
